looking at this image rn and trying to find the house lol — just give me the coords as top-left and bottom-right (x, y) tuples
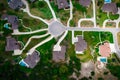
(52, 46), (66, 62)
(23, 51), (40, 68)
(79, 0), (91, 7)
(1, 14), (19, 30)
(56, 0), (69, 9)
(5, 37), (20, 51)
(74, 36), (87, 54)
(8, 0), (24, 10)
(102, 3), (118, 14)
(99, 42), (111, 57)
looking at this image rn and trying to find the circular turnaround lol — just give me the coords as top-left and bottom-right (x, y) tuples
(48, 21), (66, 37)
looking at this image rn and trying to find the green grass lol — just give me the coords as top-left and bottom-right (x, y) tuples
(76, 48), (93, 62)
(50, 1), (70, 26)
(100, 32), (113, 43)
(13, 31), (48, 44)
(109, 13), (119, 20)
(23, 34), (50, 53)
(74, 31), (82, 37)
(84, 31), (100, 48)
(30, 1), (52, 19)
(97, 11), (108, 27)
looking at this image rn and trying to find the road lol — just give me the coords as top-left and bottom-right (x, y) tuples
(67, 27), (120, 57)
(56, 0), (73, 46)
(18, 0), (120, 58)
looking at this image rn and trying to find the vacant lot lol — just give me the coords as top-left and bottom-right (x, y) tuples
(81, 21), (94, 27)
(106, 22), (116, 28)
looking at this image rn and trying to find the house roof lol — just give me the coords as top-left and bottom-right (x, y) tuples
(6, 37), (20, 51)
(1, 14), (19, 30)
(75, 36), (87, 53)
(79, 0), (91, 7)
(56, 0), (69, 9)
(8, 0), (24, 10)
(99, 42), (111, 57)
(53, 46), (66, 62)
(24, 51), (40, 68)
(102, 3), (118, 14)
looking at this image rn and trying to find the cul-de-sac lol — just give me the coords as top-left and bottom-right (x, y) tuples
(0, 0), (120, 80)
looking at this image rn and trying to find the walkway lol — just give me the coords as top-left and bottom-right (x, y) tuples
(28, 35), (54, 54)
(19, 33), (50, 55)
(21, 0), (49, 25)
(44, 0), (57, 21)
(12, 28), (48, 35)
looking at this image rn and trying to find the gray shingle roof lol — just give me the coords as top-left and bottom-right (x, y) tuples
(56, 0), (69, 9)
(8, 0), (24, 10)
(6, 37), (20, 51)
(1, 14), (19, 30)
(102, 3), (118, 14)
(53, 46), (66, 62)
(79, 0), (91, 7)
(75, 36), (87, 53)
(24, 51), (40, 68)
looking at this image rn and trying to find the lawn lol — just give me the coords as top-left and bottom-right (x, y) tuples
(0, 0), (48, 32)
(13, 31), (48, 44)
(100, 32), (113, 43)
(70, 0), (93, 27)
(74, 31), (82, 37)
(30, 1), (53, 20)
(109, 13), (119, 20)
(23, 34), (50, 53)
(76, 48), (93, 62)
(84, 31), (100, 48)
(50, 1), (70, 26)
(97, 11), (108, 27)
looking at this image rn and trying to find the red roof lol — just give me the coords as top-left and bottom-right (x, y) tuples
(99, 42), (111, 57)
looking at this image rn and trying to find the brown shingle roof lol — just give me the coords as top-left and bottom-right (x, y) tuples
(79, 0), (91, 7)
(75, 36), (87, 53)
(53, 46), (66, 62)
(102, 3), (118, 14)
